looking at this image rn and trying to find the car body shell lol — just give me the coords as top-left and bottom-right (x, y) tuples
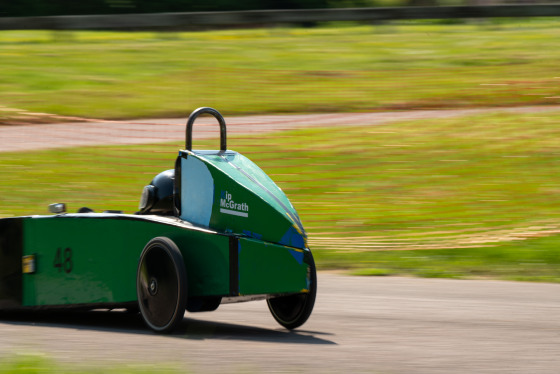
(0, 107), (316, 332)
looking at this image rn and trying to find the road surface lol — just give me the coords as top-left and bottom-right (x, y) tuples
(1, 273), (559, 373)
(2, 105), (560, 152)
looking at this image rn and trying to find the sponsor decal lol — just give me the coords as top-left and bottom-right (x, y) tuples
(220, 190), (249, 217)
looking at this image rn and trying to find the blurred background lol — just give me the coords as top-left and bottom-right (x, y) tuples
(4, 0), (560, 17)
(1, 2), (560, 280)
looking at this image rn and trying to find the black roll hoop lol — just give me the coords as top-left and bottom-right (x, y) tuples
(186, 107), (227, 151)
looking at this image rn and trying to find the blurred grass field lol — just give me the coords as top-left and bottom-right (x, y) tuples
(2, 110), (560, 281)
(2, 20), (560, 281)
(1, 19), (560, 121)
(0, 354), (181, 374)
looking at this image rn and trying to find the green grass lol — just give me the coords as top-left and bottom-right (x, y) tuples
(317, 234), (560, 282)
(2, 109), (560, 281)
(3, 19), (560, 281)
(2, 19), (560, 120)
(0, 353), (181, 374)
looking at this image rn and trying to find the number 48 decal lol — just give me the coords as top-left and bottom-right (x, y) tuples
(53, 247), (73, 273)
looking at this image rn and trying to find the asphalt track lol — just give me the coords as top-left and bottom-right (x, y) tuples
(1, 273), (560, 373)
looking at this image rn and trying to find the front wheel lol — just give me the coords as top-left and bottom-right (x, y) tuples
(267, 255), (317, 329)
(137, 237), (187, 333)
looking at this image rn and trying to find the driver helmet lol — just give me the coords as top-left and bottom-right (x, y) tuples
(138, 169), (175, 215)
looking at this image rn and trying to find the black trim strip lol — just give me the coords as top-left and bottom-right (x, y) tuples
(174, 154), (183, 217)
(229, 236), (239, 296)
(0, 218), (23, 308)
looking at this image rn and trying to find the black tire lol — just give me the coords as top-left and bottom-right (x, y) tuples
(137, 237), (187, 333)
(267, 255), (317, 330)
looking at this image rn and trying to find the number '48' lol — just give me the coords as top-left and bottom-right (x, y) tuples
(53, 247), (73, 273)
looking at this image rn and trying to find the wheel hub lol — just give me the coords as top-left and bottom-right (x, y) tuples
(149, 277), (158, 296)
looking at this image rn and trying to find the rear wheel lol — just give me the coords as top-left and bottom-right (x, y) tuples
(267, 255), (317, 329)
(137, 237), (187, 333)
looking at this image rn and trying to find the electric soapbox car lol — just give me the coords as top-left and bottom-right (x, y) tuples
(0, 107), (316, 333)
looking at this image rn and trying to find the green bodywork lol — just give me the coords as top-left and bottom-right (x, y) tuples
(21, 215), (228, 306)
(179, 150), (307, 249)
(238, 237), (309, 296)
(0, 146), (312, 309)
(16, 214), (310, 307)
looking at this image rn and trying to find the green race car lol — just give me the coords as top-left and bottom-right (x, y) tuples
(0, 107), (316, 333)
